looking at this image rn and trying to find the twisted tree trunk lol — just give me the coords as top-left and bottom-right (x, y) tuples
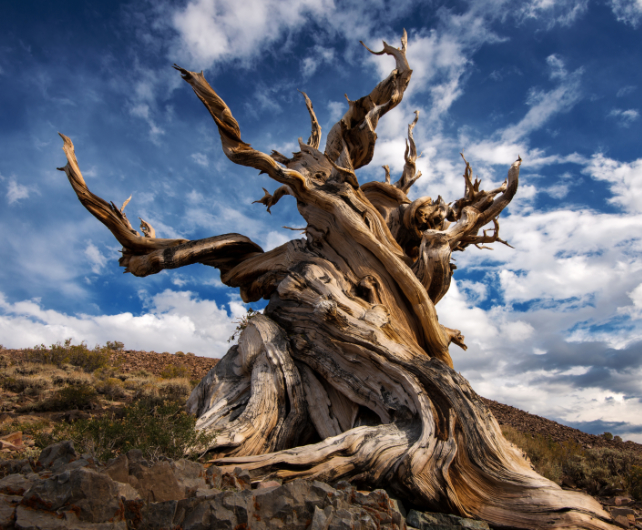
(58, 32), (617, 529)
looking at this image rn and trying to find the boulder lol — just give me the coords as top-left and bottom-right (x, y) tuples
(204, 465), (221, 489)
(407, 510), (490, 530)
(36, 442), (78, 472)
(127, 460), (183, 503)
(14, 504), (127, 530)
(0, 459), (32, 478)
(22, 467), (123, 523)
(172, 459), (206, 497)
(0, 474), (34, 496)
(0, 493), (22, 529)
(105, 454), (129, 484)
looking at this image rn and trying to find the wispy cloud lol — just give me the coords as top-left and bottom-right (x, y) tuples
(608, 108), (639, 127)
(6, 177), (32, 204)
(191, 152), (209, 167)
(609, 0), (642, 27)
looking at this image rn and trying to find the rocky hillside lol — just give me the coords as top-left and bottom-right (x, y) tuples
(482, 397), (642, 454)
(1, 345), (641, 528)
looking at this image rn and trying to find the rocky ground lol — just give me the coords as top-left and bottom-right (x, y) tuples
(1, 347), (641, 528)
(0, 439), (490, 530)
(482, 397), (642, 454)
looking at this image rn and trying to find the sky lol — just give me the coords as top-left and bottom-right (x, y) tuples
(1, 0), (642, 441)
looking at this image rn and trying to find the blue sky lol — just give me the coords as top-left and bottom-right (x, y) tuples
(1, 0), (642, 440)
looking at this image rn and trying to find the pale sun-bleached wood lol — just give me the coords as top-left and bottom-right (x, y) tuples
(58, 31), (617, 530)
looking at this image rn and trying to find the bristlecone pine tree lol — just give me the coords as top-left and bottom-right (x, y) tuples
(58, 32), (617, 530)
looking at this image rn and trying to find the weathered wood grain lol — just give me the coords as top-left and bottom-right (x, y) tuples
(58, 31), (618, 530)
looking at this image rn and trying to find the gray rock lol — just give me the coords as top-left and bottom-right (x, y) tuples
(22, 467), (123, 523)
(105, 454), (129, 484)
(172, 460), (207, 498)
(172, 459), (204, 480)
(0, 493), (22, 529)
(37, 442), (79, 472)
(0, 474), (35, 496)
(128, 460), (183, 503)
(611, 507), (635, 517)
(407, 510), (490, 530)
(0, 459), (31, 478)
(114, 481), (141, 501)
(205, 466), (221, 489)
(310, 505), (334, 530)
(15, 505), (126, 530)
(137, 500), (178, 530)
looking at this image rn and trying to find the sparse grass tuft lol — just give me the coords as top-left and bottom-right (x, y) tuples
(40, 398), (215, 461)
(95, 377), (126, 399)
(1, 374), (52, 395)
(158, 378), (192, 400)
(27, 384), (99, 412)
(502, 425), (642, 497)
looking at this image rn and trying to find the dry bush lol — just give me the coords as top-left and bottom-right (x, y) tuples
(2, 374), (52, 395)
(630, 466), (642, 501)
(160, 364), (190, 379)
(42, 399), (215, 462)
(105, 340), (124, 351)
(52, 370), (94, 387)
(26, 338), (110, 372)
(133, 380), (161, 400)
(124, 376), (156, 392)
(158, 378), (192, 400)
(94, 366), (128, 382)
(95, 377), (126, 399)
(502, 426), (642, 497)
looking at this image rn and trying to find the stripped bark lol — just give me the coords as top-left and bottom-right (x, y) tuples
(58, 31), (618, 529)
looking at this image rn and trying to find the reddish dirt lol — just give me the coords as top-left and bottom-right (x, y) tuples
(2, 348), (220, 381)
(107, 350), (219, 380)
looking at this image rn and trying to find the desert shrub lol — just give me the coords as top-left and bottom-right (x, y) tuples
(26, 339), (110, 372)
(630, 466), (642, 501)
(131, 379), (162, 401)
(502, 426), (642, 496)
(124, 376), (155, 391)
(105, 341), (124, 351)
(131, 368), (152, 377)
(2, 374), (52, 395)
(51, 370), (93, 387)
(175, 351), (185, 357)
(603, 432), (613, 441)
(614, 435), (623, 443)
(50, 384), (98, 411)
(573, 448), (642, 495)
(95, 377), (126, 399)
(42, 399), (215, 461)
(24, 384), (98, 413)
(93, 366), (127, 382)
(158, 378), (192, 400)
(11, 362), (48, 376)
(186, 352), (195, 357)
(160, 364), (190, 379)
(501, 426), (579, 484)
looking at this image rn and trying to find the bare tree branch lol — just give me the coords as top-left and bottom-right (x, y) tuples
(297, 90), (321, 149)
